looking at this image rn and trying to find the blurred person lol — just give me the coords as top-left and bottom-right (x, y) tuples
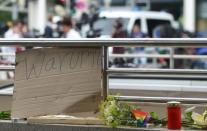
(3, 20), (24, 64)
(111, 18), (127, 67)
(43, 16), (54, 38)
(153, 24), (179, 38)
(130, 24), (146, 38)
(130, 24), (147, 67)
(191, 48), (207, 69)
(1, 20), (24, 80)
(111, 18), (127, 38)
(153, 24), (180, 68)
(4, 20), (23, 38)
(56, 20), (64, 38)
(79, 12), (90, 38)
(153, 25), (161, 38)
(0, 21), (11, 37)
(61, 17), (81, 38)
(22, 22), (35, 38)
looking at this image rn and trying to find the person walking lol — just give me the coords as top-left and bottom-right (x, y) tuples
(111, 18), (127, 67)
(43, 16), (54, 38)
(61, 17), (81, 38)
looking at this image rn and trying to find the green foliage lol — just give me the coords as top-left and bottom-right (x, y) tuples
(182, 106), (207, 129)
(99, 95), (121, 127)
(203, 110), (207, 120)
(183, 106), (195, 123)
(0, 11), (12, 22)
(19, 13), (27, 20)
(185, 111), (194, 123)
(99, 95), (138, 127)
(149, 112), (167, 126)
(99, 95), (168, 128)
(0, 111), (11, 120)
(150, 112), (158, 120)
(0, 11), (26, 23)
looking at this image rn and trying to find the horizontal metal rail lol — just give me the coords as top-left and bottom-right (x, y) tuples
(109, 74), (207, 80)
(116, 96), (207, 104)
(109, 54), (207, 60)
(0, 65), (15, 71)
(108, 68), (207, 74)
(0, 38), (207, 47)
(4, 53), (207, 60)
(108, 68), (207, 80)
(0, 53), (15, 56)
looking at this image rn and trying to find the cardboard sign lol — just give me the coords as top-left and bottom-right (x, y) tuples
(12, 47), (102, 118)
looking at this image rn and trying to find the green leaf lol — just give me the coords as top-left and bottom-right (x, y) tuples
(185, 111), (193, 122)
(183, 107), (195, 123)
(150, 112), (158, 120)
(203, 110), (207, 120)
(0, 111), (11, 120)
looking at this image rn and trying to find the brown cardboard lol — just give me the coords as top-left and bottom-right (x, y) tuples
(12, 47), (102, 118)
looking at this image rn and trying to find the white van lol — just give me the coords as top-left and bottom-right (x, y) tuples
(93, 11), (176, 38)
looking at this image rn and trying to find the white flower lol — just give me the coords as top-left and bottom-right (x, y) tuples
(185, 106), (196, 113)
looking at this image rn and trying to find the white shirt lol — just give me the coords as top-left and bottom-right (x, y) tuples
(4, 29), (22, 38)
(3, 29), (22, 64)
(66, 29), (81, 38)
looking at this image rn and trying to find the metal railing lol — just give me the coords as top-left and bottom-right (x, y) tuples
(110, 54), (207, 59)
(0, 65), (15, 71)
(109, 53), (207, 69)
(0, 38), (207, 103)
(116, 96), (207, 104)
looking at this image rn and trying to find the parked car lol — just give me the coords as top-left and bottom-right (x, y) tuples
(93, 10), (177, 37)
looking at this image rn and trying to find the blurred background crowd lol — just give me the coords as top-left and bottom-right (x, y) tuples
(0, 0), (200, 39)
(0, 0), (207, 76)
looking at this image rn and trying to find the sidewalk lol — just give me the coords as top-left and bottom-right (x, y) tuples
(0, 121), (197, 131)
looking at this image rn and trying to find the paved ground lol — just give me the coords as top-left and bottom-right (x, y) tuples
(0, 121), (194, 131)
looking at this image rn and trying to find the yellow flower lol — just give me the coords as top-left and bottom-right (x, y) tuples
(192, 112), (207, 126)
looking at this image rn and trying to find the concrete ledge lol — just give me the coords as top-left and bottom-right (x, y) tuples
(0, 121), (202, 131)
(0, 121), (170, 131)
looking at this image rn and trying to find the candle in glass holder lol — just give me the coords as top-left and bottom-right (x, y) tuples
(167, 101), (181, 130)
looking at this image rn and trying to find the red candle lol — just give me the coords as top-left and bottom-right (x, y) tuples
(167, 101), (181, 130)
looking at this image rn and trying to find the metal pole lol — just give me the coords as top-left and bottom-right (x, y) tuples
(170, 47), (174, 69)
(146, 0), (151, 10)
(12, 0), (18, 20)
(183, 0), (196, 33)
(65, 0), (70, 15)
(102, 46), (108, 100)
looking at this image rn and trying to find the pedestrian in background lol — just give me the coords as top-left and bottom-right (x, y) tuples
(3, 20), (24, 64)
(130, 24), (146, 38)
(61, 17), (81, 38)
(1, 20), (24, 79)
(22, 22), (35, 38)
(111, 18), (127, 38)
(43, 16), (54, 38)
(130, 24), (147, 67)
(4, 20), (23, 38)
(111, 18), (127, 67)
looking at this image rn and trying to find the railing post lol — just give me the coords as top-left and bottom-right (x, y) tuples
(102, 46), (108, 100)
(170, 47), (174, 69)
